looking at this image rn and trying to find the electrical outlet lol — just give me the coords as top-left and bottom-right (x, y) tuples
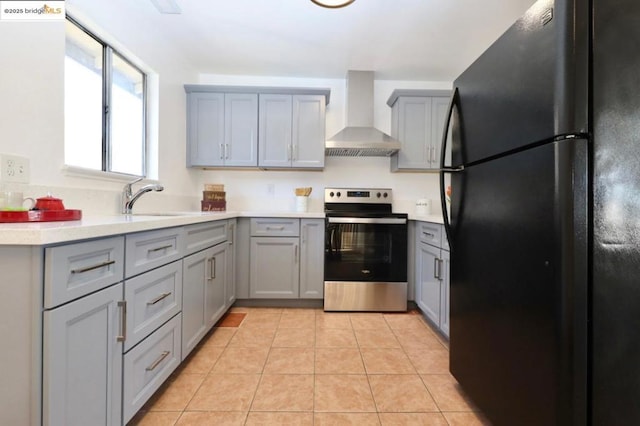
(0, 154), (30, 183)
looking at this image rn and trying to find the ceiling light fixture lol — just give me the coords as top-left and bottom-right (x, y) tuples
(310, 0), (356, 9)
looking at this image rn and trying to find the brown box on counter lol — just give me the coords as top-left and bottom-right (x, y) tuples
(201, 200), (226, 212)
(203, 191), (226, 201)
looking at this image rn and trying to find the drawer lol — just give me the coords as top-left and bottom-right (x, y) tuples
(44, 236), (125, 309)
(125, 227), (184, 278)
(250, 218), (299, 237)
(124, 260), (183, 351)
(417, 221), (442, 247)
(184, 220), (227, 256)
(123, 313), (181, 424)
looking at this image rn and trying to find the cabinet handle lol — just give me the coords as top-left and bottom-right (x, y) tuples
(117, 300), (127, 342)
(301, 225), (306, 244)
(147, 292), (172, 305)
(292, 144), (297, 161)
(433, 258), (443, 280)
(145, 350), (170, 371)
(148, 244), (172, 254)
(70, 260), (116, 274)
(207, 257), (216, 280)
(295, 244), (299, 264)
(266, 226), (285, 231)
(423, 231), (435, 238)
(225, 143), (230, 160)
(287, 144), (292, 161)
(220, 143), (224, 160)
(229, 224), (234, 245)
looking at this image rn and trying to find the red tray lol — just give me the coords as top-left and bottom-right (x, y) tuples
(0, 209), (82, 223)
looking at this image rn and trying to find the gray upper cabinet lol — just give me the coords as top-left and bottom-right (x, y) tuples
(185, 85), (329, 169)
(259, 94), (293, 168)
(292, 95), (326, 169)
(187, 92), (225, 167)
(259, 94), (326, 169)
(224, 93), (259, 166)
(186, 92), (258, 167)
(387, 89), (451, 171)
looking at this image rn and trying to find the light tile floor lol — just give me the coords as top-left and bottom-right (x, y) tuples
(129, 307), (492, 426)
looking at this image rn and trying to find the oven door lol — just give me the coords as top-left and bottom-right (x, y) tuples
(325, 216), (408, 283)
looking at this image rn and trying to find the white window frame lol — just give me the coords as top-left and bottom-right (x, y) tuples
(64, 13), (159, 182)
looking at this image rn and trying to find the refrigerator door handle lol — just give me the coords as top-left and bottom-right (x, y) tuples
(439, 87), (460, 249)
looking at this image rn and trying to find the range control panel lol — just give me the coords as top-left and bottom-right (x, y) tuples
(324, 187), (393, 204)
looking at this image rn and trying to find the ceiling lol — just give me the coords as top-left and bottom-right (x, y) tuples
(68, 0), (537, 81)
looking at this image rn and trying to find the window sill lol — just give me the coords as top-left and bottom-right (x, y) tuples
(62, 165), (159, 184)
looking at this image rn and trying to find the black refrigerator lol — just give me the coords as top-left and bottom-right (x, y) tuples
(439, 0), (640, 425)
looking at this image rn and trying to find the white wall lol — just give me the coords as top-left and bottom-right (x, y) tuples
(195, 74), (452, 215)
(0, 8), (452, 217)
(0, 3), (202, 215)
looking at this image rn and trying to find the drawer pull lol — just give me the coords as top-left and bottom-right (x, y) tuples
(148, 244), (173, 254)
(117, 300), (127, 342)
(145, 350), (170, 371)
(266, 226), (285, 231)
(423, 231), (435, 237)
(70, 260), (116, 274)
(146, 292), (172, 305)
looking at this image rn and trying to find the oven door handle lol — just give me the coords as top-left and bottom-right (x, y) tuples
(327, 217), (407, 225)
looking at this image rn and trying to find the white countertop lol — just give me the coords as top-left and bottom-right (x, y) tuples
(408, 213), (445, 224)
(0, 210), (326, 246)
(0, 210), (445, 246)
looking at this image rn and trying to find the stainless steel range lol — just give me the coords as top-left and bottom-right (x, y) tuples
(324, 187), (408, 312)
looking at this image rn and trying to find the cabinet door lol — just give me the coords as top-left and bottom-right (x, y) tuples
(43, 283), (123, 426)
(187, 92), (224, 167)
(225, 93), (258, 167)
(258, 94), (293, 168)
(226, 219), (237, 307)
(182, 249), (208, 359)
(396, 97), (432, 170)
(439, 249), (450, 338)
(300, 219), (325, 298)
(250, 237), (299, 298)
(292, 95), (325, 169)
(206, 243), (227, 329)
(416, 242), (441, 326)
(431, 96), (451, 168)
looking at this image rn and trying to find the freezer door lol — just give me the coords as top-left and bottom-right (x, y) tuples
(451, 0), (588, 167)
(449, 139), (588, 426)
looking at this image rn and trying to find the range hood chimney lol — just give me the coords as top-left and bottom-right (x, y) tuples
(325, 70), (401, 157)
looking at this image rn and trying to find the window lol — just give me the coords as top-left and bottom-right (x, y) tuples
(64, 16), (146, 177)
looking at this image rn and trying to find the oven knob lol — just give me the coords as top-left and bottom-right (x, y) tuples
(329, 191), (335, 197)
(336, 191), (341, 197)
(383, 192), (389, 198)
(376, 192), (382, 198)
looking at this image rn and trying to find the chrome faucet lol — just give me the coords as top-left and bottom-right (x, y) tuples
(122, 177), (164, 214)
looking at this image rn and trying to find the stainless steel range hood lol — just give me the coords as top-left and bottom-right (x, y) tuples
(326, 71), (401, 157)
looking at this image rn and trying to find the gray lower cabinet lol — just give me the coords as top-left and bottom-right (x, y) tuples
(43, 282), (124, 426)
(122, 314), (181, 423)
(387, 90), (451, 171)
(181, 236), (229, 360)
(300, 219), (325, 298)
(247, 218), (324, 300)
(414, 221), (450, 337)
(42, 236), (126, 426)
(250, 236), (300, 298)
